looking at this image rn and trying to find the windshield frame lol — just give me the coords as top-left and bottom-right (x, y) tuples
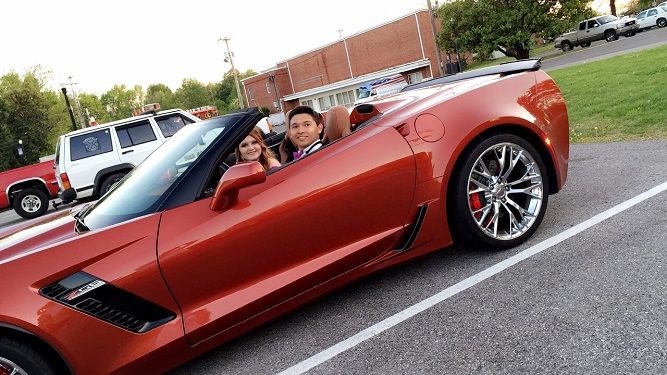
(81, 109), (263, 230)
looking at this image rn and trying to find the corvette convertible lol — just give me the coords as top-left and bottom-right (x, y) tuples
(0, 59), (568, 375)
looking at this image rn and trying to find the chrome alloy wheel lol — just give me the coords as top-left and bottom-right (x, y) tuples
(466, 142), (544, 240)
(20, 194), (42, 213)
(0, 356), (29, 375)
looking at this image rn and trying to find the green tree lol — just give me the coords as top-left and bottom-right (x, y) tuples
(101, 84), (144, 120)
(145, 84), (175, 110)
(437, 0), (595, 61)
(79, 93), (112, 125)
(0, 71), (59, 168)
(172, 79), (214, 110)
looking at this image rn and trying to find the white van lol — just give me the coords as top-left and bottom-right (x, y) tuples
(55, 109), (199, 203)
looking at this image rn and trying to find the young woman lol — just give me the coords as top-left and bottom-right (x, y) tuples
(235, 127), (281, 171)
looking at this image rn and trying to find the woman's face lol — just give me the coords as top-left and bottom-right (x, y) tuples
(238, 135), (262, 162)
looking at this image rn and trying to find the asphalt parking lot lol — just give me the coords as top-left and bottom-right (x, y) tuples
(166, 140), (667, 374)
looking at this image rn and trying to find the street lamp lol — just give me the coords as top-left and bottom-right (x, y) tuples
(219, 37), (245, 109)
(450, 18), (463, 73)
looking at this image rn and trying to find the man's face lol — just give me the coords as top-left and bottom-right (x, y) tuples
(289, 113), (323, 150)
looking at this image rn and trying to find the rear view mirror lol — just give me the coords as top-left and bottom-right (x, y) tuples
(210, 162), (266, 211)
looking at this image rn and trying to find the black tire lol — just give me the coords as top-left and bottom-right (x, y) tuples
(657, 18), (666, 28)
(581, 42), (591, 47)
(0, 336), (56, 375)
(560, 41), (573, 51)
(13, 188), (49, 219)
(449, 134), (549, 249)
(99, 173), (125, 196)
(604, 30), (617, 42)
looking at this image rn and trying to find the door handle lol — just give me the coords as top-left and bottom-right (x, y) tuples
(122, 150), (134, 155)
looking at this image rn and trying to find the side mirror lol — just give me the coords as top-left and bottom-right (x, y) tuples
(210, 161), (266, 211)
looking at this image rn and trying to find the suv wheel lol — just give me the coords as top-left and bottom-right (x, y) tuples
(100, 173), (126, 196)
(658, 18), (666, 28)
(13, 188), (49, 219)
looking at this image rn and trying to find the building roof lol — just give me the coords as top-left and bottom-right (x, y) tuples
(282, 59), (431, 102)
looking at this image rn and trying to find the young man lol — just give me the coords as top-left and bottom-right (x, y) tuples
(281, 105), (323, 162)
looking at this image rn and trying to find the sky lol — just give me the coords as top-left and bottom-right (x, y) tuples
(1, 0), (426, 96)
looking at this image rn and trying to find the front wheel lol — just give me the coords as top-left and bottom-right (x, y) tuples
(13, 188), (49, 219)
(0, 337), (56, 375)
(450, 134), (549, 249)
(560, 41), (573, 51)
(657, 18), (666, 28)
(604, 30), (617, 42)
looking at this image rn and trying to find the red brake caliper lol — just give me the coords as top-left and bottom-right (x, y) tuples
(469, 184), (483, 219)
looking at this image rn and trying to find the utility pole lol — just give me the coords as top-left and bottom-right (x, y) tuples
(219, 37), (245, 109)
(64, 76), (85, 128)
(426, 0), (444, 77)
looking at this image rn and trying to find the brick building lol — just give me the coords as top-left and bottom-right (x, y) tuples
(241, 9), (454, 119)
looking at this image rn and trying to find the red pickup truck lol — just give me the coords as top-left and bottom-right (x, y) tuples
(0, 160), (59, 219)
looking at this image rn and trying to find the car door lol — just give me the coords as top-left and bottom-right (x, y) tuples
(576, 21), (587, 42)
(585, 19), (601, 41)
(157, 124), (417, 344)
(646, 9), (659, 27)
(636, 10), (648, 29)
(113, 119), (161, 167)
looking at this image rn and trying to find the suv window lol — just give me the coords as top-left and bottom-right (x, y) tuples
(115, 120), (157, 148)
(587, 20), (599, 28)
(70, 129), (114, 161)
(637, 11), (647, 19)
(579, 21), (586, 30)
(648, 9), (658, 16)
(155, 114), (195, 138)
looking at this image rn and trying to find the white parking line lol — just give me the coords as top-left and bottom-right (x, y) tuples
(278, 180), (667, 375)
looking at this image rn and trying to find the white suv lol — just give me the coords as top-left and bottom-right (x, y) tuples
(55, 109), (199, 203)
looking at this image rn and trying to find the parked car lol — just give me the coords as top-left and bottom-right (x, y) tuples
(0, 59), (569, 375)
(54, 109), (200, 204)
(0, 160), (58, 219)
(555, 14), (638, 51)
(636, 6), (667, 30)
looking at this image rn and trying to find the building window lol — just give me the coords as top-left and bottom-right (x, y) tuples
(301, 99), (313, 107)
(407, 71), (423, 84)
(335, 90), (355, 107)
(247, 88), (255, 101)
(265, 82), (271, 94)
(318, 95), (335, 111)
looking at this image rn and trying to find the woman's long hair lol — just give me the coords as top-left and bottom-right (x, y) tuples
(235, 127), (278, 171)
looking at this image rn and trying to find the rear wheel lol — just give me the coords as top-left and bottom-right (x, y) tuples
(13, 188), (49, 219)
(604, 30), (617, 42)
(99, 173), (126, 196)
(658, 18), (666, 28)
(0, 337), (55, 375)
(560, 41), (573, 51)
(450, 134), (549, 249)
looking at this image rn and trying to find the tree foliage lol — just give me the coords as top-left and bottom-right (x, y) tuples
(437, 0), (595, 60)
(0, 70), (69, 170)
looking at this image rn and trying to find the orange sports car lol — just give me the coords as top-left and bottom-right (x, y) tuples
(0, 59), (568, 375)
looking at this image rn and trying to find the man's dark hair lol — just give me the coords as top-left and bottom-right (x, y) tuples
(288, 105), (321, 125)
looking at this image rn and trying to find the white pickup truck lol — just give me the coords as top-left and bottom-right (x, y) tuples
(555, 15), (638, 51)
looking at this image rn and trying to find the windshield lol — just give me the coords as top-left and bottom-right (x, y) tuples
(357, 90), (371, 99)
(82, 117), (235, 229)
(597, 15), (618, 24)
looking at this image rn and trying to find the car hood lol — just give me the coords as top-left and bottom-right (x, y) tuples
(0, 210), (77, 264)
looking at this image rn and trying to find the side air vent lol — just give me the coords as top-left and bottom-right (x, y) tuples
(40, 283), (67, 298)
(39, 272), (175, 333)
